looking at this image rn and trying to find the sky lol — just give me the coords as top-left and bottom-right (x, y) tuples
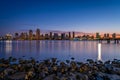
(0, 0), (120, 35)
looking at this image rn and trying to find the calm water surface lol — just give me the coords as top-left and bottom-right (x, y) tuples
(0, 40), (120, 62)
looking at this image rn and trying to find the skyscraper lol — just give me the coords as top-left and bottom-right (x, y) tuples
(104, 34), (107, 39)
(29, 30), (33, 40)
(96, 32), (100, 39)
(68, 32), (71, 39)
(36, 29), (40, 40)
(73, 32), (75, 38)
(112, 33), (116, 39)
(15, 33), (19, 40)
(107, 33), (109, 38)
(53, 33), (59, 40)
(50, 32), (52, 40)
(61, 33), (66, 40)
(45, 34), (49, 39)
(20, 32), (25, 40)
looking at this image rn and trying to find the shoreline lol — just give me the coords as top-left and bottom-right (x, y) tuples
(0, 57), (120, 80)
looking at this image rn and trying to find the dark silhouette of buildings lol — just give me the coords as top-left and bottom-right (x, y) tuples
(49, 32), (52, 40)
(36, 29), (40, 40)
(53, 33), (59, 40)
(45, 34), (49, 39)
(96, 32), (100, 39)
(29, 30), (33, 40)
(73, 32), (75, 38)
(69, 32), (71, 39)
(112, 33), (116, 39)
(15, 33), (19, 40)
(5, 28), (118, 41)
(61, 33), (66, 40)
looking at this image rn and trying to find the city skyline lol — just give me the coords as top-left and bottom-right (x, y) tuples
(2, 28), (119, 40)
(0, 0), (120, 35)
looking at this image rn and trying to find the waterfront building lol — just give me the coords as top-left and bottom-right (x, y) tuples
(107, 33), (109, 38)
(24, 33), (28, 40)
(68, 32), (71, 39)
(20, 33), (25, 40)
(91, 35), (94, 40)
(61, 33), (66, 40)
(86, 35), (90, 40)
(19, 33), (28, 40)
(0, 36), (2, 40)
(66, 34), (69, 40)
(45, 34), (49, 39)
(15, 33), (19, 40)
(33, 34), (36, 40)
(104, 34), (107, 39)
(5, 34), (12, 40)
(29, 30), (33, 40)
(82, 35), (87, 40)
(36, 29), (40, 40)
(112, 33), (116, 39)
(41, 34), (44, 40)
(49, 32), (52, 40)
(73, 32), (75, 38)
(53, 33), (59, 40)
(96, 32), (100, 39)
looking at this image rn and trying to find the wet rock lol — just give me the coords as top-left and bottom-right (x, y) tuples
(87, 59), (94, 64)
(71, 57), (75, 60)
(8, 72), (26, 80)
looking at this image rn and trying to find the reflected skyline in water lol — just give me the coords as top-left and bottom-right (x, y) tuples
(0, 40), (120, 61)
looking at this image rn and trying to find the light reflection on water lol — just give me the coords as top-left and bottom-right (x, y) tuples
(0, 40), (120, 62)
(98, 43), (102, 61)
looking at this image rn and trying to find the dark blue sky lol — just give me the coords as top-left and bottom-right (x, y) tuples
(0, 0), (120, 35)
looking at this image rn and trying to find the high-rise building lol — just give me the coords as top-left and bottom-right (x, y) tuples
(24, 33), (28, 40)
(107, 33), (109, 38)
(112, 33), (116, 39)
(15, 33), (19, 40)
(50, 32), (52, 39)
(36, 29), (40, 40)
(66, 34), (69, 40)
(104, 34), (107, 38)
(68, 32), (71, 39)
(20, 32), (25, 40)
(61, 33), (66, 40)
(29, 30), (33, 40)
(96, 32), (100, 39)
(45, 34), (49, 39)
(73, 32), (75, 38)
(53, 33), (59, 40)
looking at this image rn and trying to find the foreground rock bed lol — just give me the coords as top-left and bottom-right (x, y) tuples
(0, 57), (120, 80)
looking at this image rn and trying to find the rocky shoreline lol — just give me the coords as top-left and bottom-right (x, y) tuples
(0, 57), (120, 80)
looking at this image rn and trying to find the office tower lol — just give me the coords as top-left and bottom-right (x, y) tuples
(36, 28), (40, 40)
(29, 30), (33, 40)
(73, 32), (75, 38)
(104, 34), (107, 38)
(45, 34), (49, 39)
(107, 33), (109, 38)
(61, 33), (66, 40)
(50, 32), (52, 39)
(24, 33), (28, 40)
(53, 33), (59, 40)
(68, 32), (71, 39)
(112, 33), (116, 39)
(96, 32), (100, 39)
(20, 33), (25, 40)
(15, 33), (19, 40)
